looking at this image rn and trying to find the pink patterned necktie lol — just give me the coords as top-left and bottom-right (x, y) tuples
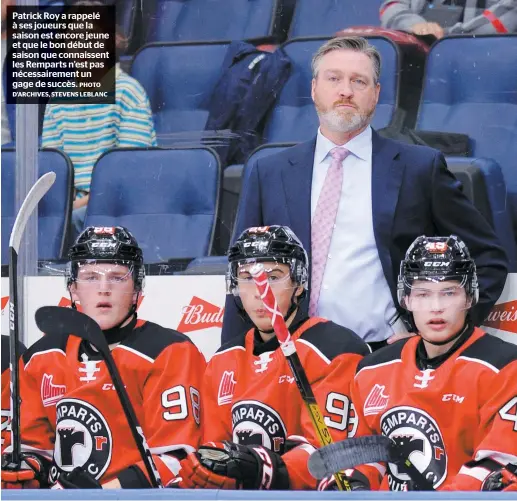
(309, 146), (349, 317)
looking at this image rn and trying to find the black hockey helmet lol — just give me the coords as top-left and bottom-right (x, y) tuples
(397, 235), (479, 310)
(227, 225), (308, 297)
(66, 226), (145, 291)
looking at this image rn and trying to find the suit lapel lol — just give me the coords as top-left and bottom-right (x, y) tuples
(281, 138), (316, 252)
(371, 130), (405, 296)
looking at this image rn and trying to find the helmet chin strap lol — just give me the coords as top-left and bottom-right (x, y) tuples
(260, 293), (299, 335)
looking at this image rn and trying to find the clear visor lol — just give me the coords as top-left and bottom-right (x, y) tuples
(401, 276), (471, 312)
(74, 261), (134, 288)
(227, 258), (296, 295)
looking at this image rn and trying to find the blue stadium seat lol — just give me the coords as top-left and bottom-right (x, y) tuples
(222, 143), (295, 249)
(1, 149), (73, 264)
(146, 0), (283, 43)
(84, 147), (222, 263)
(263, 36), (399, 143)
(416, 35), (517, 225)
(446, 157), (517, 271)
(289, 0), (383, 38)
(131, 42), (230, 146)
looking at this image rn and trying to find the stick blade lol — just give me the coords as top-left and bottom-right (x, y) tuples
(35, 306), (108, 355)
(308, 435), (393, 479)
(9, 172), (56, 253)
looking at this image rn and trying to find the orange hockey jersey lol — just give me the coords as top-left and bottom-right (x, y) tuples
(352, 327), (517, 491)
(203, 315), (369, 489)
(1, 335), (26, 452)
(3, 319), (205, 488)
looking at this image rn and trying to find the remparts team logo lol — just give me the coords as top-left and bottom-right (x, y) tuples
(52, 398), (112, 481)
(380, 406), (447, 491)
(232, 400), (287, 454)
(177, 296), (224, 333)
(484, 301), (517, 334)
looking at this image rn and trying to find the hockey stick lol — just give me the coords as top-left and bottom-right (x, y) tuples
(34, 306), (163, 488)
(249, 264), (351, 491)
(307, 435), (435, 491)
(8, 172), (56, 468)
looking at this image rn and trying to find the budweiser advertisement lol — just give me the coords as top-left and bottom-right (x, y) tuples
(1, 274), (516, 359)
(482, 275), (517, 344)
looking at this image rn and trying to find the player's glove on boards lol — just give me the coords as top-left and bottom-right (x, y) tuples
(1, 452), (50, 489)
(179, 441), (290, 490)
(50, 467), (102, 489)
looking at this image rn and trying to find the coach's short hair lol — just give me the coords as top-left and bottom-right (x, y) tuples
(311, 36), (381, 84)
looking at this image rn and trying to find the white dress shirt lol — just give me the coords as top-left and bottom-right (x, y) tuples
(311, 126), (398, 342)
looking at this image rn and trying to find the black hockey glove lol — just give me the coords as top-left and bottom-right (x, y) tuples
(179, 441), (290, 490)
(1, 452), (50, 489)
(482, 463), (517, 492)
(51, 467), (102, 489)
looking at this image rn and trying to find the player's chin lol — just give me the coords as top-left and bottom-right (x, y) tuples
(419, 324), (454, 344)
(91, 311), (123, 331)
(251, 315), (273, 333)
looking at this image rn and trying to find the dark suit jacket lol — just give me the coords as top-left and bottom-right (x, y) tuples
(221, 130), (509, 343)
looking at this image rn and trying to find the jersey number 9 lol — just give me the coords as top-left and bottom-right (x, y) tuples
(161, 385), (201, 425)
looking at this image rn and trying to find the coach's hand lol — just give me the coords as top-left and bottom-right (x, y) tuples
(1, 452), (48, 489)
(387, 331), (415, 344)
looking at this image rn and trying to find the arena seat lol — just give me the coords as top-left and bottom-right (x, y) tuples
(446, 157), (517, 271)
(262, 36), (400, 144)
(146, 0), (285, 43)
(84, 147), (221, 263)
(289, 0), (383, 38)
(220, 143), (295, 251)
(131, 42), (230, 146)
(1, 148), (73, 264)
(416, 35), (517, 230)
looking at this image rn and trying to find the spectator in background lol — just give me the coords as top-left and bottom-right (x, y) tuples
(380, 0), (517, 38)
(42, 0), (156, 237)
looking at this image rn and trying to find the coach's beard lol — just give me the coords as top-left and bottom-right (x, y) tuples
(317, 104), (374, 135)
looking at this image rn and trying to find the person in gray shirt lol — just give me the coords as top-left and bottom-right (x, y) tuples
(380, 0), (517, 38)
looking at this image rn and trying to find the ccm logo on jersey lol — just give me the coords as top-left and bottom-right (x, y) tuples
(442, 394), (464, 403)
(424, 262), (450, 267)
(52, 398), (112, 481)
(380, 406), (447, 491)
(278, 375), (295, 384)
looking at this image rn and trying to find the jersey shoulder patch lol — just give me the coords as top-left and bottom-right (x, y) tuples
(460, 333), (517, 371)
(21, 331), (68, 365)
(125, 320), (195, 361)
(356, 338), (410, 373)
(299, 320), (370, 362)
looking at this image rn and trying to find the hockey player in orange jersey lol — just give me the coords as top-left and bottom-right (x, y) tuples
(1, 226), (205, 489)
(178, 225), (370, 490)
(318, 235), (517, 492)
